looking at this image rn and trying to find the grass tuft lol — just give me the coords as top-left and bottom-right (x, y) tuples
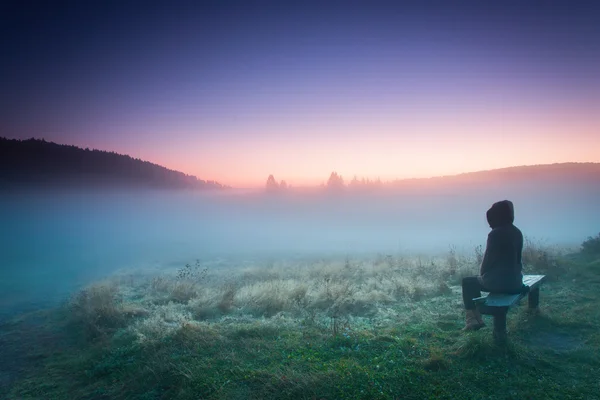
(69, 282), (127, 341)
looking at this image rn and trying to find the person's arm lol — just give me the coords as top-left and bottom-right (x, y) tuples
(480, 229), (500, 276)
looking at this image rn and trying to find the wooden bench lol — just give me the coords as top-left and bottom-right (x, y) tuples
(473, 274), (546, 343)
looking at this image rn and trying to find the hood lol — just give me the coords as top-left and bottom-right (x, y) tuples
(486, 200), (514, 229)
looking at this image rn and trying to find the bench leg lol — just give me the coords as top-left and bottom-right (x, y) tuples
(528, 287), (540, 309)
(492, 308), (508, 344)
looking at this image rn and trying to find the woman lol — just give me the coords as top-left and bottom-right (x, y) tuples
(462, 200), (524, 330)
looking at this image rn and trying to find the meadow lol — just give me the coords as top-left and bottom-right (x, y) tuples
(2, 235), (599, 399)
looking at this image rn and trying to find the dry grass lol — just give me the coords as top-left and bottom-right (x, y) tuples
(150, 276), (199, 303)
(65, 241), (563, 344)
(69, 282), (127, 340)
(522, 237), (564, 279)
(66, 251), (471, 342)
(9, 239), (596, 400)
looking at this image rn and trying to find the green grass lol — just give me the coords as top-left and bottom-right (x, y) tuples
(3, 245), (600, 400)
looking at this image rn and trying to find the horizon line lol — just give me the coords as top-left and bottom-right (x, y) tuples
(4, 136), (599, 189)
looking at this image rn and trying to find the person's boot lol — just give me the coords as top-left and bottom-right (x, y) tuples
(462, 310), (485, 331)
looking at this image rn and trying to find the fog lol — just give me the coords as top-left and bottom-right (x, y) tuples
(1, 186), (598, 318)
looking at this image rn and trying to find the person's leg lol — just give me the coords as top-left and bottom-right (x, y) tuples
(461, 276), (486, 330)
(462, 276), (483, 310)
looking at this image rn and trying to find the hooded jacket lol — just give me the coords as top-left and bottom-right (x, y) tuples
(478, 200), (524, 293)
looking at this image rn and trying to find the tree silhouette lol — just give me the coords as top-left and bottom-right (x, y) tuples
(266, 175), (279, 191)
(0, 137), (225, 189)
(326, 171), (345, 190)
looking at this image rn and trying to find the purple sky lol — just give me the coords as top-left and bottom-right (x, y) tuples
(2, 1), (599, 186)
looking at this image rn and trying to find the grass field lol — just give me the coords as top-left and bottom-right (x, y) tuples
(1, 236), (599, 399)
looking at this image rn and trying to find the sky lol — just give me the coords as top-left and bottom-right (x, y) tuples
(1, 1), (599, 187)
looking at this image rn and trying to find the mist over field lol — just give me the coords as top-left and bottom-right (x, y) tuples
(1, 184), (599, 319)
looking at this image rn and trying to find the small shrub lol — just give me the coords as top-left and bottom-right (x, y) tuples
(169, 281), (198, 303)
(70, 283), (126, 340)
(522, 237), (562, 278)
(389, 277), (410, 299)
(446, 246), (458, 276)
(177, 259), (208, 282)
(444, 247), (477, 284)
(218, 283), (237, 313)
(581, 233), (600, 256)
(290, 285), (308, 308)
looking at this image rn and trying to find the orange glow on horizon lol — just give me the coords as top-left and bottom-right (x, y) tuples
(112, 107), (600, 188)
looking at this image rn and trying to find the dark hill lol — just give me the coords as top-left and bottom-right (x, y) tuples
(0, 137), (226, 190)
(388, 162), (600, 193)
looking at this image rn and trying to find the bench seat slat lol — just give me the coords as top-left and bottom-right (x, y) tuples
(484, 294), (522, 307)
(522, 274), (545, 288)
(473, 274), (546, 308)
